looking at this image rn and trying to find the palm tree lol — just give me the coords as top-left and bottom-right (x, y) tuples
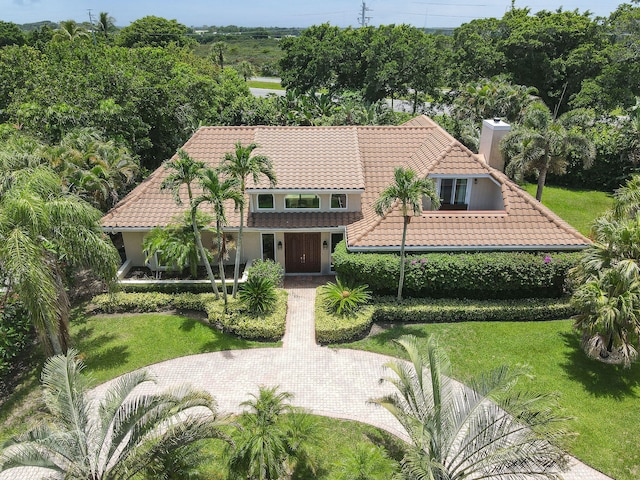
(374, 167), (439, 302)
(210, 41), (228, 69)
(161, 149), (220, 299)
(0, 349), (229, 479)
(227, 386), (318, 479)
(571, 176), (640, 366)
(334, 443), (398, 480)
(500, 102), (595, 201)
(0, 167), (119, 354)
(219, 142), (276, 298)
(52, 20), (89, 42)
(96, 12), (115, 40)
(236, 60), (256, 81)
(195, 168), (243, 306)
(372, 335), (568, 479)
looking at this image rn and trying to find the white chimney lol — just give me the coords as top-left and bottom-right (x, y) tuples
(479, 118), (510, 171)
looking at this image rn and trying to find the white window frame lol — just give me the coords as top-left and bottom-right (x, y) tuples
(436, 178), (472, 206)
(284, 193), (321, 210)
(260, 233), (277, 262)
(256, 193), (275, 211)
(330, 193), (348, 210)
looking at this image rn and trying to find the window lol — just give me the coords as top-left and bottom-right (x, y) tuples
(330, 233), (344, 271)
(261, 233), (276, 261)
(257, 194), (274, 209)
(439, 178), (468, 210)
(330, 193), (347, 209)
(285, 194), (320, 209)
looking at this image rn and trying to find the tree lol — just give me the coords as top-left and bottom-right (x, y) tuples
(571, 175), (640, 366)
(96, 12), (115, 40)
(227, 386), (318, 479)
(52, 20), (89, 42)
(374, 167), (439, 302)
(210, 41), (228, 69)
(0, 21), (25, 47)
(116, 16), (194, 48)
(0, 167), (119, 355)
(0, 349), (229, 479)
(161, 149), (220, 299)
(195, 168), (243, 306)
(500, 102), (595, 201)
(219, 142), (276, 298)
(373, 335), (568, 479)
(236, 60), (255, 81)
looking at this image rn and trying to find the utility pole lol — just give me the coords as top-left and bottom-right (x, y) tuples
(358, 1), (372, 27)
(87, 9), (97, 45)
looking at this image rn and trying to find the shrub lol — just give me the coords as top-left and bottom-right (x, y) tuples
(246, 259), (285, 287)
(239, 277), (278, 315)
(315, 302), (374, 344)
(215, 290), (288, 341)
(332, 241), (581, 299)
(0, 299), (33, 378)
(319, 279), (371, 316)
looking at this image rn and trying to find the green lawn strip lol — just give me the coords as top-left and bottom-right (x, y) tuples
(247, 80), (284, 90)
(71, 312), (276, 384)
(195, 415), (404, 479)
(523, 183), (613, 236)
(341, 320), (640, 480)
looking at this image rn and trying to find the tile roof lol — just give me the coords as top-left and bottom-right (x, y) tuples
(102, 116), (589, 250)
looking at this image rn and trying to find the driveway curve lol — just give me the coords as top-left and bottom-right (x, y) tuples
(1, 276), (611, 480)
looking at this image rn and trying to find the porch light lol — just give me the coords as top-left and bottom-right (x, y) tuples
(277, 241), (283, 250)
(323, 240), (328, 250)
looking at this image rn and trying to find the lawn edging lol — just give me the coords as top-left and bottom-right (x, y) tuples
(90, 290), (287, 342)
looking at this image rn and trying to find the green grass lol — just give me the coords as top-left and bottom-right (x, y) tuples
(524, 183), (613, 236)
(342, 320), (640, 480)
(195, 415), (404, 479)
(247, 80), (284, 90)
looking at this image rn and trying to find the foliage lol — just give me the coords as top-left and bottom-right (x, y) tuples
(571, 175), (640, 366)
(332, 241), (580, 299)
(319, 279), (371, 316)
(374, 167), (440, 302)
(246, 259), (284, 287)
(315, 302), (374, 344)
(333, 442), (398, 480)
(0, 349), (230, 479)
(0, 299), (33, 379)
(52, 20), (89, 43)
(116, 16), (195, 48)
(0, 21), (25, 47)
(372, 335), (568, 479)
(227, 386), (319, 479)
(501, 102), (596, 201)
(239, 277), (278, 315)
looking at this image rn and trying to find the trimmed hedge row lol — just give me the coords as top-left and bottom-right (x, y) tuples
(315, 302), (374, 344)
(91, 291), (287, 342)
(332, 242), (582, 299)
(119, 282), (230, 294)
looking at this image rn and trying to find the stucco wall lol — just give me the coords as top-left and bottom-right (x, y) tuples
(469, 178), (504, 210)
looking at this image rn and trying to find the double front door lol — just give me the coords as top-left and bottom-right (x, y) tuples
(284, 233), (321, 273)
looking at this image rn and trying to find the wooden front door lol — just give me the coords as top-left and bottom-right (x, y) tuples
(285, 233), (321, 273)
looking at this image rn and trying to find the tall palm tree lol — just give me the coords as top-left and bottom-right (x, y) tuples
(372, 335), (568, 479)
(0, 167), (119, 354)
(374, 167), (439, 302)
(0, 349), (229, 479)
(161, 149), (220, 299)
(52, 20), (89, 42)
(96, 12), (115, 40)
(227, 386), (318, 479)
(500, 102), (595, 201)
(210, 41), (228, 69)
(195, 168), (243, 306)
(219, 142), (276, 298)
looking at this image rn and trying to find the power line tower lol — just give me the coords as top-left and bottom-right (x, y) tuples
(358, 1), (372, 27)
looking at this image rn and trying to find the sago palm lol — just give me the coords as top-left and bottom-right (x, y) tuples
(161, 149), (220, 299)
(374, 167), (439, 302)
(219, 142), (276, 298)
(194, 168), (243, 305)
(373, 335), (569, 480)
(0, 349), (229, 479)
(500, 102), (595, 201)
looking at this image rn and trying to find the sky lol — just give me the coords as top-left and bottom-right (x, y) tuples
(0, 0), (628, 29)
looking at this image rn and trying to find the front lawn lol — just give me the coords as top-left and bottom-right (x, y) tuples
(523, 183), (613, 236)
(342, 320), (640, 480)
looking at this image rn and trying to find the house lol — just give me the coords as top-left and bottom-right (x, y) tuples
(101, 116), (590, 276)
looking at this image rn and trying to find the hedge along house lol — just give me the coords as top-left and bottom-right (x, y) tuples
(101, 116), (590, 277)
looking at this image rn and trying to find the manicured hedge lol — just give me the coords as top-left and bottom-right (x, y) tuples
(91, 291), (287, 342)
(332, 241), (582, 299)
(315, 301), (374, 344)
(119, 282), (231, 294)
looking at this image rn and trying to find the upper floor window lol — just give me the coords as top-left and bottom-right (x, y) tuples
(330, 193), (347, 209)
(257, 194), (274, 210)
(439, 178), (469, 210)
(285, 194), (320, 209)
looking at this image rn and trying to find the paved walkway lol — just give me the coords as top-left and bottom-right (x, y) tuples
(1, 276), (611, 480)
